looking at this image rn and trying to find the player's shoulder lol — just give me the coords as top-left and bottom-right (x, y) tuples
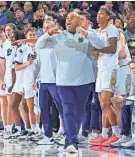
(108, 24), (118, 32)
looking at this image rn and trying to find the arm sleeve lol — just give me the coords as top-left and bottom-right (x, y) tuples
(14, 48), (23, 64)
(36, 32), (51, 49)
(87, 29), (105, 49)
(107, 26), (118, 39)
(32, 50), (40, 82)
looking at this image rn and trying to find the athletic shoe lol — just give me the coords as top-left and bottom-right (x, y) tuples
(26, 132), (36, 141)
(36, 136), (54, 145)
(88, 133), (100, 141)
(88, 136), (109, 146)
(53, 134), (64, 142)
(56, 136), (65, 145)
(0, 130), (7, 136)
(65, 143), (78, 153)
(102, 135), (119, 147)
(121, 138), (135, 148)
(31, 131), (44, 142)
(18, 130), (29, 140)
(4, 131), (13, 139)
(78, 134), (88, 144)
(11, 130), (21, 139)
(111, 135), (131, 147)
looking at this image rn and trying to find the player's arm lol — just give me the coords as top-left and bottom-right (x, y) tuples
(95, 37), (117, 54)
(36, 28), (59, 49)
(76, 27), (105, 49)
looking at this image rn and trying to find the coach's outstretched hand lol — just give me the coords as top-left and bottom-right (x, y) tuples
(76, 27), (88, 38)
(48, 27), (60, 35)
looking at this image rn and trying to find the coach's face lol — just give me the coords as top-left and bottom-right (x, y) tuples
(66, 13), (80, 33)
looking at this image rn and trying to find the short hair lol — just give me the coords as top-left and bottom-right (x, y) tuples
(43, 20), (55, 27)
(78, 11), (90, 20)
(46, 11), (57, 20)
(129, 58), (135, 66)
(56, 14), (66, 30)
(99, 6), (113, 17)
(25, 27), (36, 35)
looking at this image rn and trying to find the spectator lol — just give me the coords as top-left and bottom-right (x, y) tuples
(0, 1), (15, 23)
(122, 2), (134, 26)
(0, 8), (8, 25)
(129, 12), (135, 22)
(61, 1), (73, 13)
(23, 1), (33, 23)
(105, 1), (120, 16)
(38, 2), (49, 12)
(23, 19), (32, 34)
(125, 20), (135, 51)
(45, 11), (57, 22)
(10, 1), (21, 12)
(73, 8), (81, 14)
(115, 18), (124, 30)
(38, 7), (46, 18)
(14, 7), (25, 30)
(33, 11), (43, 37)
(59, 7), (68, 17)
(81, 1), (97, 29)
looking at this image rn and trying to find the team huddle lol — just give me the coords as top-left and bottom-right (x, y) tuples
(0, 6), (135, 154)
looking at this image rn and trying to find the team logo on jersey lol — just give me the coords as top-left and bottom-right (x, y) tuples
(125, 74), (131, 95)
(7, 48), (12, 56)
(19, 49), (23, 53)
(78, 37), (84, 43)
(110, 69), (117, 90)
(27, 52), (37, 61)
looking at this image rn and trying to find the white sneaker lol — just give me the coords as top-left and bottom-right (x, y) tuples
(36, 136), (54, 145)
(111, 135), (131, 147)
(88, 133), (100, 141)
(56, 136), (65, 145)
(121, 138), (135, 148)
(0, 130), (6, 136)
(66, 144), (78, 153)
(32, 132), (44, 141)
(4, 131), (12, 139)
(78, 134), (88, 144)
(11, 130), (21, 138)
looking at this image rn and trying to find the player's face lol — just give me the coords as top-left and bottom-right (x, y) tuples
(66, 13), (80, 32)
(80, 15), (89, 29)
(5, 26), (14, 39)
(43, 23), (54, 33)
(0, 30), (5, 40)
(97, 10), (109, 25)
(130, 63), (135, 76)
(26, 31), (37, 39)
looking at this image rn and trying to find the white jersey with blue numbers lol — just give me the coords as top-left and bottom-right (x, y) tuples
(36, 30), (105, 86)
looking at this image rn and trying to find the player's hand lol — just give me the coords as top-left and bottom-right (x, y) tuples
(110, 95), (125, 104)
(76, 27), (88, 37)
(31, 82), (37, 89)
(26, 58), (33, 67)
(8, 85), (14, 93)
(0, 81), (5, 90)
(48, 27), (59, 35)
